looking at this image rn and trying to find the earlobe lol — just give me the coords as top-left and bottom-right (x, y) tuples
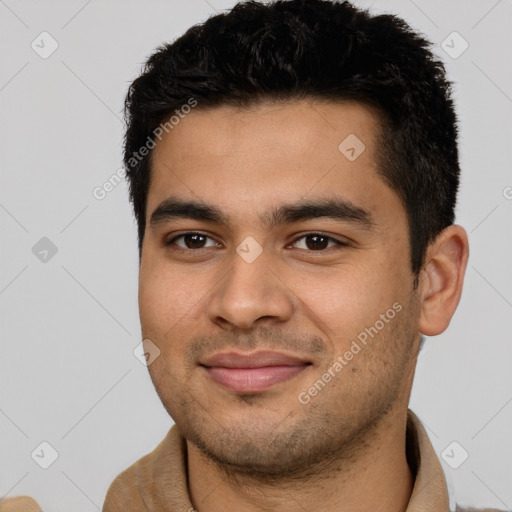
(418, 225), (469, 336)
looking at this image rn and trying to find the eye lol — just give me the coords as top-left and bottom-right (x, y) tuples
(289, 233), (347, 251)
(166, 232), (222, 250)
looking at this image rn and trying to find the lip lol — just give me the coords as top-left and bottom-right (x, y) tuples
(200, 350), (311, 393)
(201, 350), (310, 368)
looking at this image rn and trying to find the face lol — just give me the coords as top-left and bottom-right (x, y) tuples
(139, 99), (422, 479)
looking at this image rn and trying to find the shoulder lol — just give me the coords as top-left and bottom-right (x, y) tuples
(102, 451), (154, 511)
(0, 497), (42, 512)
(103, 426), (180, 511)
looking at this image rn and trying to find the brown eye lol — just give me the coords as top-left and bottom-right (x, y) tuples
(291, 233), (344, 251)
(166, 232), (220, 250)
(183, 234), (207, 249)
(304, 235), (329, 250)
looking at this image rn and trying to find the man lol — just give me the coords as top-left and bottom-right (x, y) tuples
(101, 0), (502, 511)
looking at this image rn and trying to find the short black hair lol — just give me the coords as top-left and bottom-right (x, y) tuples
(123, 0), (459, 280)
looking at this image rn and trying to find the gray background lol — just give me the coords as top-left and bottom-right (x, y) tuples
(1, 0), (511, 510)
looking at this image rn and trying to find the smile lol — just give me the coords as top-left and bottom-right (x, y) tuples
(200, 350), (312, 393)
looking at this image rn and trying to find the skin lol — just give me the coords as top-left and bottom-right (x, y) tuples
(139, 99), (469, 512)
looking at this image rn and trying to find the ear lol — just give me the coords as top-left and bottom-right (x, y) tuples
(418, 225), (469, 336)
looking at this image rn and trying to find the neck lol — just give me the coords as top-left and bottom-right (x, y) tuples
(187, 407), (414, 512)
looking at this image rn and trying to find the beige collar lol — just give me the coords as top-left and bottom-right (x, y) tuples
(406, 410), (450, 512)
(101, 409), (451, 511)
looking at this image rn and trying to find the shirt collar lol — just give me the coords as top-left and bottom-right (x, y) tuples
(103, 409), (451, 511)
(405, 410), (450, 512)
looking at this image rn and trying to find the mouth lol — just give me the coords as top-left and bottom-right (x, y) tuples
(200, 350), (312, 393)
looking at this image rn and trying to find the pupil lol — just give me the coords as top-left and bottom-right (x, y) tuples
(306, 235), (328, 250)
(186, 234), (206, 248)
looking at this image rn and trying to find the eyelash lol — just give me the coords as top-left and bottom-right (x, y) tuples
(165, 232), (348, 253)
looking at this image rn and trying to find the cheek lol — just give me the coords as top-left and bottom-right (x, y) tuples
(139, 265), (193, 397)
(138, 255), (218, 386)
(139, 248), (192, 312)
(138, 259), (192, 345)
(291, 264), (405, 345)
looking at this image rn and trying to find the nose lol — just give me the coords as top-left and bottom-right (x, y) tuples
(206, 247), (294, 331)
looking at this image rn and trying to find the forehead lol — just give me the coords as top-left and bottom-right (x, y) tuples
(148, 99), (403, 228)
(152, 98), (381, 165)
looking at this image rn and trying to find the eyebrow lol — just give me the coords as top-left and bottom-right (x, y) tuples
(150, 196), (375, 230)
